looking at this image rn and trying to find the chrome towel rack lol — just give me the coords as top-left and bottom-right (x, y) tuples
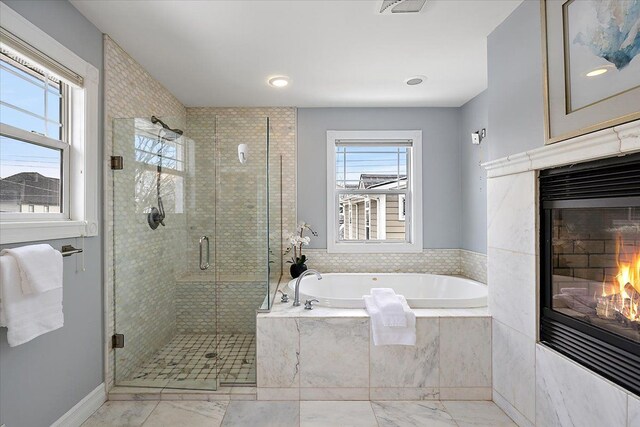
(61, 245), (83, 257)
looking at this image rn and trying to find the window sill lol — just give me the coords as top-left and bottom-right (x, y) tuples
(0, 220), (98, 244)
(327, 242), (422, 254)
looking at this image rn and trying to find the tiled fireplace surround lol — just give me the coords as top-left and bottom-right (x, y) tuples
(485, 120), (640, 427)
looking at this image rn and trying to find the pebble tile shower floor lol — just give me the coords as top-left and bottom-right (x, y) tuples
(128, 334), (256, 386)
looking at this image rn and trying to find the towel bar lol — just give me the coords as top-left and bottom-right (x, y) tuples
(61, 245), (83, 257)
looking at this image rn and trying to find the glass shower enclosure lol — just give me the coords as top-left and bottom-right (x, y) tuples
(111, 115), (277, 391)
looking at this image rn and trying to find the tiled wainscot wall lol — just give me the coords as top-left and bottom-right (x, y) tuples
(485, 120), (640, 427)
(304, 249), (487, 284)
(256, 304), (492, 401)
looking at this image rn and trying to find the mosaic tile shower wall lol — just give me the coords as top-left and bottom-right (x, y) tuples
(185, 107), (296, 280)
(175, 278), (266, 335)
(184, 107), (296, 327)
(105, 36), (188, 388)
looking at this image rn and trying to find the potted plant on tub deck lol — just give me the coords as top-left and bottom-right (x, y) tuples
(285, 222), (318, 278)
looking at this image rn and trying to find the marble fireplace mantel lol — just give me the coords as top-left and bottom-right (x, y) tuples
(483, 120), (640, 177)
(483, 119), (640, 426)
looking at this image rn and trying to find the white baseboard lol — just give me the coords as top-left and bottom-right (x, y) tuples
(51, 383), (106, 427)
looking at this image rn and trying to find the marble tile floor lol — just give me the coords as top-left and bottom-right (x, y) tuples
(82, 399), (516, 426)
(124, 334), (256, 387)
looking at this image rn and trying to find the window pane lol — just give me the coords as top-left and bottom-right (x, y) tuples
(134, 133), (184, 171)
(0, 62), (45, 116)
(0, 135), (62, 213)
(338, 193), (406, 241)
(0, 57), (64, 140)
(336, 145), (408, 189)
(0, 103), (48, 136)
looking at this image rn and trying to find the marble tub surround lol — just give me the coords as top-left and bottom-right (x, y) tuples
(82, 399), (515, 427)
(485, 120), (640, 426)
(256, 304), (491, 401)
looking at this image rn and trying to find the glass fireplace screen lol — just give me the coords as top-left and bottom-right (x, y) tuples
(551, 207), (640, 343)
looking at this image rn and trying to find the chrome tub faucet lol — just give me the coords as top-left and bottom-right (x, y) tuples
(293, 269), (322, 307)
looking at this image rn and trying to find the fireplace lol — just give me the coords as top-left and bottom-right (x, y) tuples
(540, 153), (640, 396)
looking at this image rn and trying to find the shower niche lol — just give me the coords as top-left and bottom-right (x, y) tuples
(111, 115), (280, 391)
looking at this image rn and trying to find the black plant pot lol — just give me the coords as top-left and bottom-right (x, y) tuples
(290, 263), (308, 279)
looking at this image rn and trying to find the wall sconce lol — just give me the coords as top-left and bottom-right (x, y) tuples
(471, 128), (486, 145)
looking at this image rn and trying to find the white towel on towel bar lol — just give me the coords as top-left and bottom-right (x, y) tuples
(0, 244), (63, 295)
(371, 288), (407, 327)
(0, 255), (63, 346)
(364, 294), (416, 346)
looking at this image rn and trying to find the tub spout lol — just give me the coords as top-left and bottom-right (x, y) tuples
(293, 269), (322, 307)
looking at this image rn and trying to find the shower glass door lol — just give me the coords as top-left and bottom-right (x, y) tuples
(112, 116), (217, 391)
(213, 116), (271, 385)
(112, 114), (275, 391)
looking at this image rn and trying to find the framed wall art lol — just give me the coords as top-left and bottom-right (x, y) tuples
(542, 0), (640, 144)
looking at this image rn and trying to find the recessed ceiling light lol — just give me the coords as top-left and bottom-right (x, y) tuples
(268, 76), (290, 87)
(405, 75), (427, 86)
(586, 68), (608, 77)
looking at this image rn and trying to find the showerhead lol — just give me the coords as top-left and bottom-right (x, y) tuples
(151, 115), (183, 139)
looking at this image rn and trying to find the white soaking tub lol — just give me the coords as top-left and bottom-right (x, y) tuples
(287, 273), (487, 309)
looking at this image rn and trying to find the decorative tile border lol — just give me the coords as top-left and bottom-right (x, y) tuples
(460, 250), (487, 284)
(301, 248), (487, 283)
(303, 249), (461, 275)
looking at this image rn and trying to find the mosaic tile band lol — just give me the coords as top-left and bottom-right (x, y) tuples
(302, 249), (487, 283)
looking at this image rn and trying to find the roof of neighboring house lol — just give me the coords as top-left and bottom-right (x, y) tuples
(359, 174), (407, 189)
(0, 172), (60, 206)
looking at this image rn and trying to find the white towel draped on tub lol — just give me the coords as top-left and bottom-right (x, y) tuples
(0, 248), (64, 347)
(371, 288), (407, 327)
(364, 290), (416, 346)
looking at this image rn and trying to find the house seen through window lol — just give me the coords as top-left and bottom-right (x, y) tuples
(336, 144), (409, 242)
(328, 130), (422, 253)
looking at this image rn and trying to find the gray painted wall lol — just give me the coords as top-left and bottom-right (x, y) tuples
(487, 0), (545, 161)
(0, 2), (104, 427)
(297, 107), (462, 249)
(460, 91), (488, 254)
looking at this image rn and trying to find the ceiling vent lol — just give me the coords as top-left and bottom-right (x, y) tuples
(379, 0), (427, 14)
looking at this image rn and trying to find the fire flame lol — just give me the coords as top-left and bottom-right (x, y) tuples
(600, 235), (640, 322)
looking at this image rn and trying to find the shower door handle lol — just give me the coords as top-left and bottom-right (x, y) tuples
(199, 236), (210, 270)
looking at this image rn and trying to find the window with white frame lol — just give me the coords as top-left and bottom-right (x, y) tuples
(0, 49), (69, 217)
(327, 130), (422, 253)
(0, 5), (99, 244)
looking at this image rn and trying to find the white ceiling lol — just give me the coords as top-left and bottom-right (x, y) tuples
(70, 0), (522, 108)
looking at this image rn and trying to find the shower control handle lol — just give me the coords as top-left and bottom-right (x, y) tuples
(199, 236), (210, 270)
